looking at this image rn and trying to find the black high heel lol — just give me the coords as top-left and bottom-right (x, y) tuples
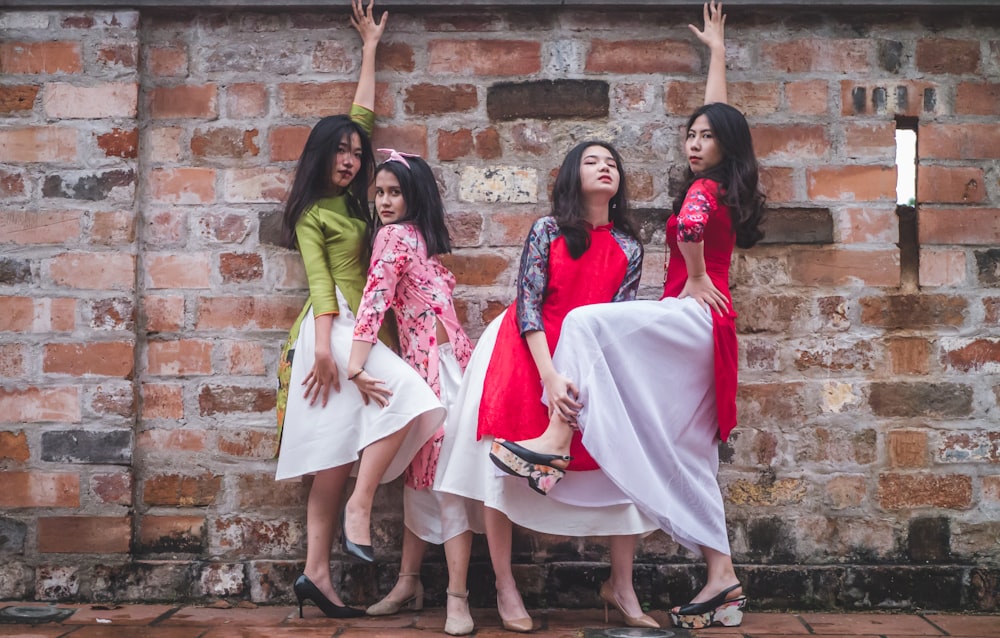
(340, 507), (375, 563)
(293, 574), (364, 619)
(670, 583), (747, 629)
(490, 439), (571, 495)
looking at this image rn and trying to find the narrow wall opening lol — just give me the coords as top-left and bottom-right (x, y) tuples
(895, 116), (918, 292)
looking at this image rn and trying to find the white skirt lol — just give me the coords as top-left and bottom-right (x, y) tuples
(404, 344), (485, 545)
(275, 291), (446, 482)
(552, 297), (730, 556)
(435, 310), (657, 537)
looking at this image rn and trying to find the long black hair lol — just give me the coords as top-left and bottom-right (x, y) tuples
(279, 115), (376, 250)
(374, 156), (452, 257)
(672, 102), (766, 249)
(551, 140), (639, 259)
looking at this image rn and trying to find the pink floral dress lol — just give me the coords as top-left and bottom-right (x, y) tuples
(354, 223), (472, 489)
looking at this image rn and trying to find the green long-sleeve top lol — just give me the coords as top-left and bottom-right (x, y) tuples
(295, 103), (374, 320)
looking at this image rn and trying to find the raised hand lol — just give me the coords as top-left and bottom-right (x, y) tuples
(688, 1), (725, 51)
(350, 0), (387, 48)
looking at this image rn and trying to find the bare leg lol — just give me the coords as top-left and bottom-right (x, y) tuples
(484, 507), (531, 626)
(509, 412), (575, 469)
(444, 530), (474, 628)
(374, 528), (427, 606)
(673, 545), (741, 610)
(607, 534), (645, 618)
(303, 464), (353, 605)
(345, 424), (413, 546)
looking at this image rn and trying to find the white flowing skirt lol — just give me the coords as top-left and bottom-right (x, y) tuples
(404, 344), (485, 544)
(275, 291), (446, 482)
(551, 297), (730, 556)
(435, 310), (657, 537)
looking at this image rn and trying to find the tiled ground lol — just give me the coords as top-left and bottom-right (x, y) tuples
(0, 604), (997, 637)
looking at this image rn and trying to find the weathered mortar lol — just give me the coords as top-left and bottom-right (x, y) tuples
(0, 2), (998, 610)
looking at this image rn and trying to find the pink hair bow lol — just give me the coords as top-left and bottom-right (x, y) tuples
(377, 148), (420, 169)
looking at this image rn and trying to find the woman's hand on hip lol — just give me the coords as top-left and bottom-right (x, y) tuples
(352, 371), (393, 408)
(542, 371), (582, 422)
(303, 350), (340, 407)
(679, 273), (728, 315)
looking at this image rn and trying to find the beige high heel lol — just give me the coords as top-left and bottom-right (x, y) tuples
(599, 580), (659, 629)
(365, 572), (424, 616)
(444, 590), (474, 636)
(496, 594), (533, 633)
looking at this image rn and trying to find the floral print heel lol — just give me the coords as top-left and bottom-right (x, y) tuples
(489, 439), (567, 495)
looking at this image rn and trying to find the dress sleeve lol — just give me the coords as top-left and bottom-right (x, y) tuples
(677, 179), (717, 244)
(612, 234), (643, 302)
(350, 103), (375, 137)
(296, 206), (339, 317)
(353, 225), (413, 344)
(515, 217), (557, 335)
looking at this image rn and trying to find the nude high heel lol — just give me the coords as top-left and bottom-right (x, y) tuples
(599, 580), (659, 629)
(496, 594), (533, 633)
(365, 572), (424, 616)
(444, 590), (474, 636)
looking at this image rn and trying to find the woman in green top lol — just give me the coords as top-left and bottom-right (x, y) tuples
(274, 0), (446, 619)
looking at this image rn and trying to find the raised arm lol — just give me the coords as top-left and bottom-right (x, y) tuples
(350, 0), (387, 111)
(689, 1), (727, 105)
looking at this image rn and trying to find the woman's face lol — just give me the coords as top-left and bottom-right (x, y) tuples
(330, 132), (363, 189)
(374, 169), (407, 225)
(578, 145), (620, 200)
(685, 114), (723, 173)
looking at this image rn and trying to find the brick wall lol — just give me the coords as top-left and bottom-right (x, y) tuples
(1, 5), (998, 610)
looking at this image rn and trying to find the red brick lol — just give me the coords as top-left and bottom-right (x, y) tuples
(147, 340), (212, 376)
(43, 341), (134, 377)
(404, 83), (478, 115)
(861, 294), (967, 329)
(268, 126), (310, 162)
(920, 123), (1000, 160)
(826, 475), (866, 510)
(0, 387), (80, 424)
(588, 40), (697, 74)
(787, 248), (899, 287)
(0, 210), (82, 244)
(437, 129), (474, 161)
(143, 209), (187, 246)
(0, 297), (76, 333)
(666, 81), (780, 117)
(885, 337), (930, 375)
(196, 296), (300, 330)
(222, 167), (291, 204)
(919, 208), (1000, 245)
(984, 476), (1000, 502)
(137, 428), (207, 453)
(371, 126), (429, 160)
(0, 343), (28, 377)
(887, 430), (928, 468)
(987, 297), (1000, 325)
(489, 211), (541, 247)
(234, 473), (306, 508)
(150, 126), (183, 162)
(88, 294), (135, 331)
(221, 341), (265, 375)
(216, 428), (277, 458)
(844, 122), (895, 157)
(151, 84), (217, 119)
(807, 166), (896, 201)
(0, 431), (29, 462)
(139, 515), (205, 551)
(0, 85), (39, 113)
(90, 383), (136, 418)
(97, 43), (137, 69)
(0, 471), (80, 507)
(141, 383), (184, 419)
(50, 252), (135, 290)
(917, 166), (985, 204)
(428, 40), (541, 76)
(279, 82), (393, 117)
(629, 170), (654, 202)
(0, 41), (82, 74)
(878, 473), (972, 510)
(43, 82), (137, 118)
(752, 125), (828, 160)
(916, 38), (980, 74)
(955, 82), (1000, 115)
(191, 127), (260, 159)
(149, 168), (216, 204)
(146, 253), (211, 289)
(377, 41), (415, 72)
(760, 167), (796, 204)
(148, 46), (187, 76)
(0, 127), (77, 163)
(91, 471), (132, 505)
(96, 127), (138, 159)
(920, 249), (966, 287)
(311, 40), (352, 73)
(275, 253), (306, 289)
(615, 83), (654, 113)
(473, 128), (502, 159)
(943, 339), (1000, 373)
(37, 516), (131, 553)
(439, 254), (509, 286)
(762, 39), (871, 73)
(226, 82), (267, 118)
(840, 206), (897, 244)
(144, 473), (221, 506)
(786, 80), (829, 115)
(219, 252), (263, 283)
(144, 295), (185, 332)
(0, 168), (26, 199)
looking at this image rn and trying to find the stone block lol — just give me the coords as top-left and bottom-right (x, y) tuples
(758, 208), (834, 244)
(41, 429), (132, 465)
(487, 80), (609, 121)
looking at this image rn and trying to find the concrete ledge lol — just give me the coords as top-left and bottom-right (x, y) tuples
(5, 0), (998, 7)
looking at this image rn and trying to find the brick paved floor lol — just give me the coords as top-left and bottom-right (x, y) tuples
(0, 603), (997, 637)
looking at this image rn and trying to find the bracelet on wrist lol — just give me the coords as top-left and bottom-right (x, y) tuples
(348, 367), (365, 381)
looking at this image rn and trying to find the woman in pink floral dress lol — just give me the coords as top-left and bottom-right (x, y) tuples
(346, 150), (483, 636)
